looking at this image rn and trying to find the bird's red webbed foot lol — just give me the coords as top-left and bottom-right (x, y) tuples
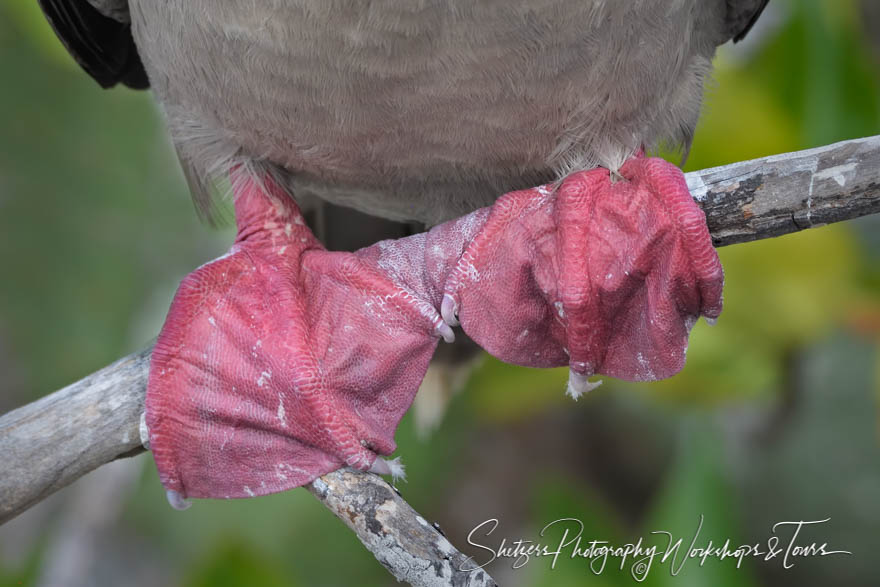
(441, 156), (723, 397)
(145, 173), (447, 505)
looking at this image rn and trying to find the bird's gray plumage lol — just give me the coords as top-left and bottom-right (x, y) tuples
(47, 0), (770, 227)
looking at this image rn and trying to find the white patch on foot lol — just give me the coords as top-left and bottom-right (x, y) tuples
(635, 353), (656, 380)
(277, 393), (287, 427)
(275, 462), (308, 482)
(554, 301), (566, 320)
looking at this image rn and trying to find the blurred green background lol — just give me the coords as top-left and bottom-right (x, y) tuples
(1, 0), (879, 585)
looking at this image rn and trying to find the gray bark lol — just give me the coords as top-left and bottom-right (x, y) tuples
(307, 469), (494, 586)
(0, 349), (149, 525)
(2, 135), (879, 584)
(687, 135), (880, 246)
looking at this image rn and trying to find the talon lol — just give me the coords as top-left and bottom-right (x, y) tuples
(566, 370), (602, 401)
(435, 319), (456, 343)
(166, 489), (192, 511)
(441, 293), (459, 327)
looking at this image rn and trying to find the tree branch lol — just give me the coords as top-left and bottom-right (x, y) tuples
(688, 135), (880, 246)
(1, 135), (878, 584)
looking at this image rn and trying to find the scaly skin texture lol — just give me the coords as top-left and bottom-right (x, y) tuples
(146, 174), (450, 501)
(145, 157), (723, 501)
(442, 156), (724, 394)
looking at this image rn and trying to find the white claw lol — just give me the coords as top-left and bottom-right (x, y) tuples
(370, 456), (407, 483)
(441, 293), (459, 327)
(166, 489), (192, 511)
(566, 370), (602, 401)
(435, 320), (456, 344)
(704, 316), (718, 326)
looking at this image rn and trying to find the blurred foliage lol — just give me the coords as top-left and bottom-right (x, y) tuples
(183, 541), (294, 587)
(1, 0), (879, 586)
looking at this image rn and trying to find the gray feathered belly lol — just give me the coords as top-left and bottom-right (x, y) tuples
(129, 0), (721, 224)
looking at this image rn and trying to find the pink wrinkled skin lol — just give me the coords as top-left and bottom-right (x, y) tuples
(145, 157), (723, 500)
(443, 156), (723, 381)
